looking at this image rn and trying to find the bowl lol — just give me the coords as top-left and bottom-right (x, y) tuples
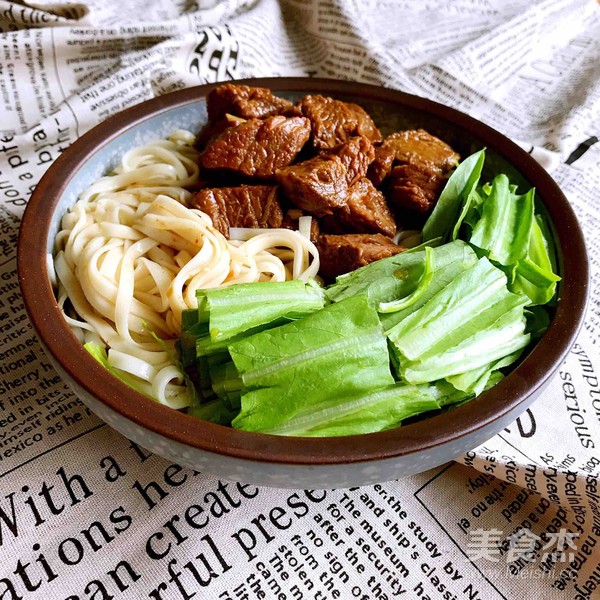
(18, 78), (588, 488)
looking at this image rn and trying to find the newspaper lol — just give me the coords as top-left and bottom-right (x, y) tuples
(1, 0), (599, 598)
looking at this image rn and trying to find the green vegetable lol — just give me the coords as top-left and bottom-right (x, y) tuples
(181, 308), (199, 331)
(231, 295), (395, 433)
(470, 175), (534, 266)
(380, 242), (477, 332)
(325, 247), (429, 306)
(454, 172), (560, 306)
(188, 279), (326, 402)
(424, 153), (560, 307)
(209, 361), (242, 410)
(188, 399), (238, 425)
(387, 257), (524, 359)
(387, 258), (530, 383)
(179, 309), (206, 368)
(326, 240), (476, 313)
(445, 349), (523, 397)
(85, 342), (153, 399)
(197, 279), (325, 342)
(452, 186), (482, 240)
(422, 149), (486, 242)
(260, 383), (441, 437)
(510, 215), (561, 305)
(524, 305), (551, 338)
(378, 247), (435, 313)
(399, 308), (530, 384)
(441, 371), (504, 408)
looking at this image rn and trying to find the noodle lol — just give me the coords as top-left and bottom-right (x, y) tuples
(54, 130), (319, 409)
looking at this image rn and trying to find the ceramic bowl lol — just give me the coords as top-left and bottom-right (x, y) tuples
(18, 78), (588, 488)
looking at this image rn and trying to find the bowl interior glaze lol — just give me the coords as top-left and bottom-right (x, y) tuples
(18, 78), (588, 473)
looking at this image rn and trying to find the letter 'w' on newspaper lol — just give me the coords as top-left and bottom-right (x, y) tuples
(1, 1), (599, 599)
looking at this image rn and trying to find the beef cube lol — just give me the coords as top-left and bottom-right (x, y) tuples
(367, 129), (458, 189)
(276, 154), (348, 216)
(367, 145), (395, 186)
(388, 163), (446, 213)
(298, 95), (382, 150)
(334, 136), (375, 186)
(191, 185), (283, 237)
(201, 116), (311, 178)
(207, 84), (293, 123)
(275, 136), (375, 217)
(321, 178), (396, 237)
(317, 234), (404, 279)
(382, 129), (459, 173)
(380, 130), (459, 214)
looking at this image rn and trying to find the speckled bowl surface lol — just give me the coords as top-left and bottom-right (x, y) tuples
(18, 78), (588, 488)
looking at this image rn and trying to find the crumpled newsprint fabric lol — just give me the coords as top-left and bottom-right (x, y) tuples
(0, 1), (599, 598)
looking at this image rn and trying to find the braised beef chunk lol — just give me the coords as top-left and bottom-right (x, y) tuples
(206, 84), (293, 123)
(317, 234), (404, 279)
(388, 163), (445, 213)
(322, 178), (396, 237)
(379, 129), (459, 213)
(298, 95), (382, 150)
(345, 178), (396, 237)
(201, 116), (311, 178)
(191, 185), (283, 237)
(195, 89), (460, 263)
(382, 129), (459, 172)
(276, 155), (348, 216)
(333, 136), (375, 186)
(275, 136), (376, 217)
(367, 145), (395, 186)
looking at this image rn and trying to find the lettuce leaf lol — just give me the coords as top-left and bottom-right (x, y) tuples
(326, 240), (477, 314)
(452, 186), (483, 241)
(188, 279), (325, 402)
(400, 311), (530, 384)
(230, 295), (394, 433)
(421, 150), (560, 308)
(260, 383), (441, 437)
(187, 399), (238, 426)
(209, 361), (242, 410)
(510, 215), (561, 305)
(440, 371), (504, 408)
(198, 279), (325, 342)
(179, 309), (206, 368)
(387, 257), (526, 360)
(380, 242), (478, 332)
(325, 247), (430, 306)
(378, 246), (435, 313)
(445, 349), (524, 396)
(422, 149), (486, 242)
(524, 305), (551, 339)
(470, 175), (534, 266)
(464, 178), (560, 306)
(387, 258), (530, 383)
(85, 342), (153, 399)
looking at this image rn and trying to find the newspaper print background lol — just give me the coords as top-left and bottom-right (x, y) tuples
(0, 0), (599, 598)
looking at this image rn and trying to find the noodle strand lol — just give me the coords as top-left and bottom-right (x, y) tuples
(54, 131), (320, 409)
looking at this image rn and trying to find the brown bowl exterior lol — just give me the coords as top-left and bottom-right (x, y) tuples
(17, 78), (588, 488)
